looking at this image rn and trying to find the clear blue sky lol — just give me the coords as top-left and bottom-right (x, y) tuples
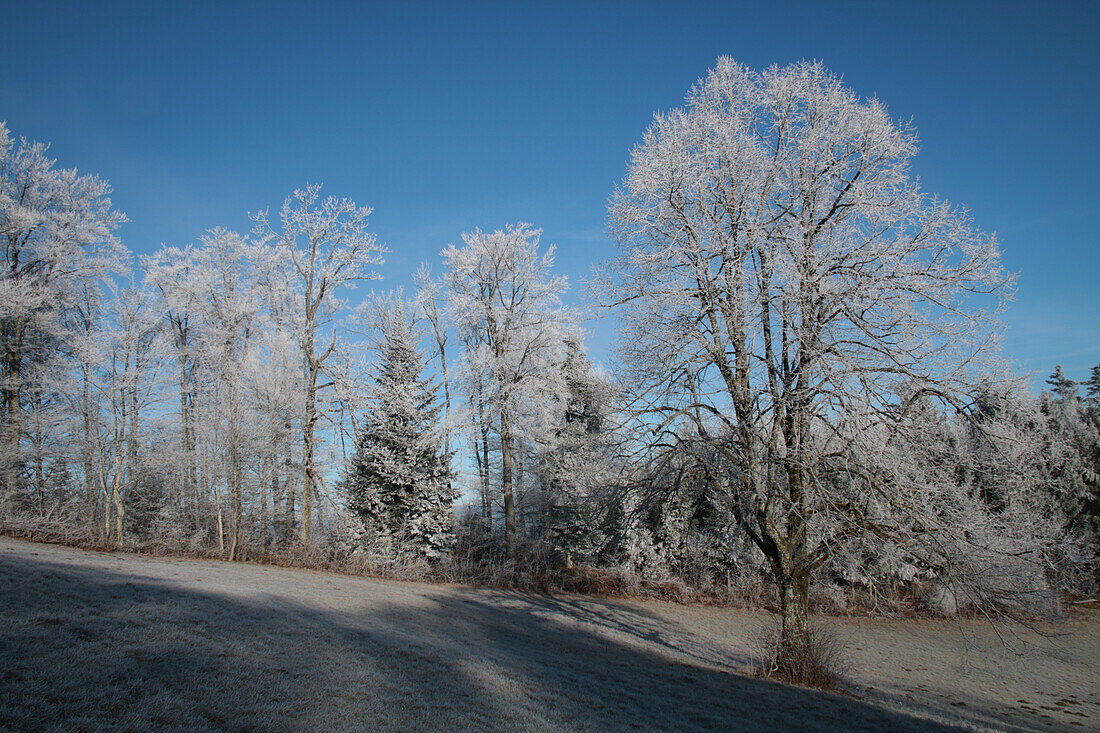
(3, 0), (1097, 390)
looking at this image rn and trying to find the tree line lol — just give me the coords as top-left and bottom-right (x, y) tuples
(2, 58), (1097, 679)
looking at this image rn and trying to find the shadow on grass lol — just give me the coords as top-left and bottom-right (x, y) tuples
(0, 548), (965, 732)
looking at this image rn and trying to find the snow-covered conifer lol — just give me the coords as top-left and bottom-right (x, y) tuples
(343, 295), (455, 559)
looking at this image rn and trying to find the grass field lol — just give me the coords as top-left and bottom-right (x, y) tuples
(1, 536), (1095, 731)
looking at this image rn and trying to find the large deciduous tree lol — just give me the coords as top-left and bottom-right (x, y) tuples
(442, 224), (574, 560)
(0, 122), (127, 504)
(252, 185), (385, 545)
(601, 59), (1012, 674)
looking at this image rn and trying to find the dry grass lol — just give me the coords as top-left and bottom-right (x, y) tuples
(0, 519), (742, 610)
(1, 535), (996, 732)
(0, 519), (1074, 623)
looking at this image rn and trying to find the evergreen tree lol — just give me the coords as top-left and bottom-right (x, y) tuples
(543, 339), (613, 564)
(343, 301), (455, 559)
(1039, 366), (1100, 593)
(1085, 363), (1100, 416)
(561, 339), (603, 437)
(1047, 365), (1079, 404)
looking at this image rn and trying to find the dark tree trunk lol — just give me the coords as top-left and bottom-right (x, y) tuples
(2, 325), (24, 500)
(500, 406), (516, 561)
(778, 571), (811, 668)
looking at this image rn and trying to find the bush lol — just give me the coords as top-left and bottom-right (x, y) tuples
(753, 621), (848, 690)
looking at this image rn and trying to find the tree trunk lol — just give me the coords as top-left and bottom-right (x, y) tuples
(228, 455), (241, 562)
(176, 321), (198, 532)
(216, 493), (225, 554)
(227, 364), (243, 561)
(2, 325), (23, 500)
(284, 437), (296, 547)
(113, 382), (129, 548)
(260, 455), (270, 547)
(103, 490), (111, 544)
(479, 426), (491, 527)
(31, 397), (45, 515)
(302, 403), (315, 546)
(112, 475), (124, 547)
(82, 366), (96, 535)
(778, 572), (811, 669)
(301, 346), (319, 546)
(472, 380), (492, 530)
(500, 406), (516, 561)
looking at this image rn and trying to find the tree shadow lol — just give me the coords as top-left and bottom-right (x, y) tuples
(1, 548), (975, 731)
(450, 588), (752, 670)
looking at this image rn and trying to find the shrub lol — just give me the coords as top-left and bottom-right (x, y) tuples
(753, 621), (848, 690)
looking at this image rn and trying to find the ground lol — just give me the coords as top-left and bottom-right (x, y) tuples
(1, 537), (1096, 731)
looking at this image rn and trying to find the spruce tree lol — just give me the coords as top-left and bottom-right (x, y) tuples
(544, 339), (610, 564)
(343, 305), (455, 559)
(1047, 365), (1079, 404)
(1085, 363), (1100, 416)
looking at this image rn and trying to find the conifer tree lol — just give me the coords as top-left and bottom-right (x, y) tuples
(543, 339), (614, 564)
(1084, 363), (1100, 416)
(1047, 365), (1079, 404)
(343, 299), (454, 559)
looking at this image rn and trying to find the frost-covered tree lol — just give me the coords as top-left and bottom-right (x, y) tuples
(1086, 364), (1100, 416)
(143, 245), (203, 533)
(0, 121), (127, 503)
(144, 231), (260, 556)
(442, 224), (575, 559)
(1047, 365), (1079, 405)
(189, 230), (257, 558)
(601, 58), (1012, 675)
(542, 339), (618, 565)
(414, 265), (454, 497)
(62, 282), (107, 531)
(1039, 370), (1100, 592)
(342, 295), (454, 559)
(96, 286), (162, 545)
(248, 242), (307, 546)
(252, 184), (385, 544)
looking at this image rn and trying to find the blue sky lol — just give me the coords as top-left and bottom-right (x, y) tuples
(2, 1), (1097, 390)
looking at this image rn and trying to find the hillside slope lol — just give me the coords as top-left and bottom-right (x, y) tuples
(1, 537), (1095, 731)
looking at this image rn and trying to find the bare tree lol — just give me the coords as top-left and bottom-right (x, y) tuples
(442, 224), (574, 560)
(96, 286), (160, 546)
(190, 229), (257, 559)
(0, 122), (127, 504)
(252, 185), (384, 545)
(600, 59), (1011, 674)
(144, 246), (204, 534)
(414, 265), (454, 499)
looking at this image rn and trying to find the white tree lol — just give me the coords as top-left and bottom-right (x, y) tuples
(96, 285), (161, 545)
(442, 224), (575, 559)
(143, 245), (203, 533)
(249, 242), (306, 546)
(0, 121), (127, 503)
(252, 184), (385, 545)
(414, 265), (455, 498)
(601, 59), (1011, 676)
(63, 281), (107, 532)
(542, 339), (620, 566)
(188, 229), (257, 558)
(341, 292), (455, 559)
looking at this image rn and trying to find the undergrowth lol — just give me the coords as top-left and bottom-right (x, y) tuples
(752, 622), (849, 690)
(0, 516), (1071, 621)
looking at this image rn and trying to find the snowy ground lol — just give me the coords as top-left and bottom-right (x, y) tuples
(1, 537), (1096, 731)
